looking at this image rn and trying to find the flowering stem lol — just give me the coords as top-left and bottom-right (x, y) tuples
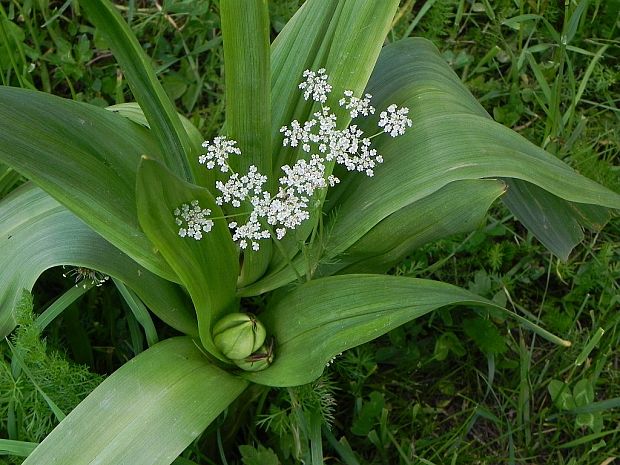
(265, 224), (304, 282)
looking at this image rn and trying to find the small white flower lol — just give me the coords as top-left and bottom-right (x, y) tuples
(298, 68), (332, 103)
(215, 165), (267, 208)
(174, 200), (214, 240)
(279, 155), (328, 196)
(339, 90), (375, 118)
(378, 104), (413, 137)
(280, 119), (316, 152)
(184, 69), (411, 250)
(199, 136), (241, 172)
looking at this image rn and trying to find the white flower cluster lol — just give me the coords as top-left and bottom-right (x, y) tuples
(174, 200), (214, 240)
(298, 68), (332, 104)
(199, 136), (241, 172)
(175, 69), (412, 250)
(378, 104), (412, 137)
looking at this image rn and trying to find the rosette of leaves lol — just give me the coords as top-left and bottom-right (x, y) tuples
(0, 0), (618, 464)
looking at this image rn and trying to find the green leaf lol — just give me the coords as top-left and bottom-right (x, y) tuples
(268, 0), (400, 265)
(114, 279), (159, 347)
(22, 337), (248, 465)
(136, 158), (239, 360)
(0, 86), (175, 280)
(79, 0), (196, 182)
(0, 183), (197, 339)
(220, 0), (273, 285)
(241, 179), (506, 295)
(325, 38), (620, 259)
(107, 102), (212, 190)
(549, 379), (576, 410)
(462, 317), (507, 355)
(239, 444), (281, 465)
(272, 0), (399, 168)
(502, 180), (585, 260)
(323, 179), (506, 275)
(0, 439), (38, 457)
(351, 392), (384, 436)
(244, 275), (562, 387)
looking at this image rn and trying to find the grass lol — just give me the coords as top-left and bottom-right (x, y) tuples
(0, 0), (619, 464)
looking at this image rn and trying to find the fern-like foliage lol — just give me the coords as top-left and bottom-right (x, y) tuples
(0, 291), (103, 445)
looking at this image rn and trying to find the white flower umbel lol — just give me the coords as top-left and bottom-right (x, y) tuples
(215, 165), (267, 208)
(199, 136), (241, 172)
(339, 90), (375, 118)
(178, 69), (412, 250)
(280, 119), (316, 152)
(174, 200), (214, 240)
(378, 104), (413, 137)
(298, 68), (332, 103)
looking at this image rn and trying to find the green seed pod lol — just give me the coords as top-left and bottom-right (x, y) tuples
(212, 312), (266, 360)
(233, 340), (275, 372)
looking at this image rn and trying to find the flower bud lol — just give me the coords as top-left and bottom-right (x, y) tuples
(212, 312), (266, 360)
(233, 340), (275, 372)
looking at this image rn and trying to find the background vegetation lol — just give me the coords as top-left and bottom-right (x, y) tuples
(0, 0), (618, 463)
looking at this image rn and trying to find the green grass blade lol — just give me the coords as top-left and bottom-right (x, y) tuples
(220, 0), (272, 285)
(136, 158), (239, 360)
(79, 0), (195, 182)
(244, 275), (566, 387)
(22, 337), (248, 465)
(0, 183), (197, 339)
(0, 87), (175, 280)
(114, 279), (159, 347)
(33, 284), (93, 332)
(0, 439), (38, 457)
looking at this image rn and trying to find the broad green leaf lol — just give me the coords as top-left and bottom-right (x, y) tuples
(244, 275), (566, 387)
(107, 102), (214, 190)
(272, 0), (399, 168)
(220, 0), (273, 285)
(321, 179), (506, 275)
(80, 0), (196, 182)
(23, 337), (248, 465)
(0, 86), (176, 280)
(0, 183), (197, 339)
(502, 180), (584, 260)
(324, 38), (620, 257)
(268, 0), (400, 267)
(136, 158), (239, 360)
(242, 179), (507, 294)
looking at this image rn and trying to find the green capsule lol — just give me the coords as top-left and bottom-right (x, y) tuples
(212, 312), (266, 360)
(233, 340), (275, 372)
